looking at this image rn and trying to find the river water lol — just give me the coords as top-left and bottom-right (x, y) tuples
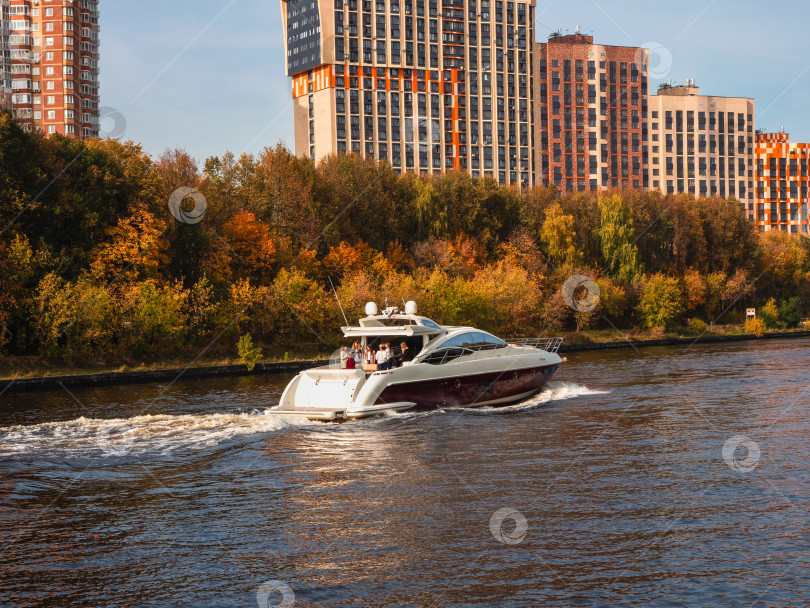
(1, 338), (809, 607)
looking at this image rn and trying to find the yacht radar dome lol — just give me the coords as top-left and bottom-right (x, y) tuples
(405, 300), (418, 315)
(365, 302), (378, 316)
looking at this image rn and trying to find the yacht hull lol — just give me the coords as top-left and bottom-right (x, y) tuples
(372, 363), (558, 409)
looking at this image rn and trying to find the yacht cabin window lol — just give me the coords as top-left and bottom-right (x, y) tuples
(440, 332), (507, 350)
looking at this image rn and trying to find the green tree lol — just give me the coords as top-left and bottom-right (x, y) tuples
(622, 189), (673, 274)
(598, 194), (642, 283)
(638, 274), (684, 330)
(778, 297), (800, 328)
(759, 298), (779, 329)
(33, 273), (114, 358)
(237, 333), (263, 371)
(704, 271), (727, 319)
(671, 195), (707, 273)
(119, 280), (188, 351)
(313, 153), (408, 252)
(519, 184), (558, 239)
(595, 276), (627, 321)
(700, 196), (757, 274)
(411, 179), (448, 240)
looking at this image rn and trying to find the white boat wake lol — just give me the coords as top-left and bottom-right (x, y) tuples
(0, 410), (313, 459)
(0, 383), (604, 458)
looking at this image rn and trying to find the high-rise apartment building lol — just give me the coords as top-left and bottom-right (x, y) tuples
(755, 130), (810, 234)
(647, 82), (755, 218)
(1, 1), (11, 96)
(281, 0), (536, 185)
(532, 32), (648, 193)
(3, 0), (99, 138)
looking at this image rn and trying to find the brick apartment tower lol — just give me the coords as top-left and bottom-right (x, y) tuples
(0, 1), (10, 94)
(647, 82), (755, 219)
(2, 0), (100, 138)
(755, 130), (810, 234)
(281, 0), (536, 186)
(534, 31), (649, 193)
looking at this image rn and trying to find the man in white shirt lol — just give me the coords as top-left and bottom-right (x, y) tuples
(375, 344), (389, 370)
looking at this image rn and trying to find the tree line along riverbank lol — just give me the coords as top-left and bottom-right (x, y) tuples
(2, 110), (810, 372)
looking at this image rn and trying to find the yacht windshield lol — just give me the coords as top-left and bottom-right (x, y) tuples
(440, 331), (507, 350)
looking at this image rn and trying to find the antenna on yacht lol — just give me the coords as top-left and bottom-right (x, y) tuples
(328, 276), (349, 326)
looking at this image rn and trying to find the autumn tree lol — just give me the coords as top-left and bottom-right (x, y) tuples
(540, 203), (582, 269)
(313, 153), (409, 252)
(221, 210), (277, 283)
(252, 143), (319, 247)
(33, 273), (115, 358)
(638, 274), (685, 330)
(411, 179), (448, 240)
(598, 194), (642, 283)
(89, 204), (168, 283)
(0, 110), (46, 234)
(118, 280), (188, 352)
(155, 148), (201, 202)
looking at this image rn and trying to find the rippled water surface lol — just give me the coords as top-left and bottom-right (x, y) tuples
(2, 339), (810, 607)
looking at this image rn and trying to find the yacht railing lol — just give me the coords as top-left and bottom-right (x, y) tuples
(505, 337), (564, 353)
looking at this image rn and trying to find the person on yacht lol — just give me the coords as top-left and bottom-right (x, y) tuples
(399, 341), (414, 364)
(375, 344), (388, 370)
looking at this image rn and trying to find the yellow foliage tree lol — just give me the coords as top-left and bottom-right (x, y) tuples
(540, 203), (582, 269)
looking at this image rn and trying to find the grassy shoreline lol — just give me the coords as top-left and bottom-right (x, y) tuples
(2, 323), (808, 382)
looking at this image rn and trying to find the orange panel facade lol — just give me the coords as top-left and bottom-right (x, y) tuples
(281, 0), (536, 185)
(755, 131), (810, 233)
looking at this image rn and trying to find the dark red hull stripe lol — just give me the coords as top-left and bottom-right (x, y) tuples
(373, 365), (559, 409)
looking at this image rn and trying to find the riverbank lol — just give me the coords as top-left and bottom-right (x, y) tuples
(0, 359), (329, 395)
(2, 328), (809, 395)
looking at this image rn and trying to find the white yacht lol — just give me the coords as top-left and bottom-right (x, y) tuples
(269, 301), (563, 421)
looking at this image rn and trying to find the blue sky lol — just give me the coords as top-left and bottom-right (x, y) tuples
(99, 0), (810, 162)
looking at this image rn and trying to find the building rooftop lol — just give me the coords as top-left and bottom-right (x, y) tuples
(657, 81), (699, 96)
(547, 32), (594, 45)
